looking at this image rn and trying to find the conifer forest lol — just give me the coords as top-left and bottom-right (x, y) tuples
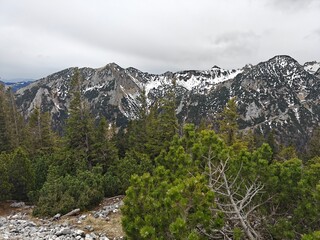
(1, 71), (320, 240)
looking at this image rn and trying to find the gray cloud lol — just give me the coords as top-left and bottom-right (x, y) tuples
(0, 0), (319, 79)
(266, 0), (320, 11)
(304, 28), (320, 40)
(214, 32), (260, 54)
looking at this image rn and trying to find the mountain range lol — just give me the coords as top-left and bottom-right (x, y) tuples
(14, 55), (320, 149)
(2, 80), (34, 92)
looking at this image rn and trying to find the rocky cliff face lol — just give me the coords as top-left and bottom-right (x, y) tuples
(232, 56), (320, 148)
(15, 55), (320, 148)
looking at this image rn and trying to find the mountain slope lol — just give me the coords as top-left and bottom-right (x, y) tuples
(232, 56), (320, 147)
(15, 55), (320, 148)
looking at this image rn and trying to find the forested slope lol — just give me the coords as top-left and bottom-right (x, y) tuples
(1, 68), (320, 239)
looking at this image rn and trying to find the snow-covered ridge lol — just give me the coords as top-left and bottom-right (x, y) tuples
(304, 61), (320, 74)
(143, 67), (243, 94)
(13, 55), (320, 153)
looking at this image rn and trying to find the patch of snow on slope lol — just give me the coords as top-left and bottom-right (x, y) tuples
(142, 68), (242, 94)
(293, 107), (300, 122)
(304, 62), (320, 74)
(144, 76), (170, 94)
(85, 85), (104, 92)
(177, 69), (243, 91)
(176, 75), (201, 91)
(213, 69), (243, 84)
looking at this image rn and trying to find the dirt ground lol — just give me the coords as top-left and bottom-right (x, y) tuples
(63, 196), (125, 239)
(0, 201), (33, 216)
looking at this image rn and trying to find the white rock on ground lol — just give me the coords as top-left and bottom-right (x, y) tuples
(0, 214), (111, 240)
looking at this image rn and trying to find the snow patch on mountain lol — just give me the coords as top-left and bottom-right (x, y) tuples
(143, 68), (242, 94)
(304, 61), (320, 74)
(145, 76), (167, 94)
(14, 55), (320, 151)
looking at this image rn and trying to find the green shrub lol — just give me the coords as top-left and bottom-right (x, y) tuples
(33, 166), (104, 216)
(104, 150), (153, 196)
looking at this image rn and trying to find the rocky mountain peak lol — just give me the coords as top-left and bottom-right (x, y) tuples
(13, 55), (320, 150)
(241, 55), (308, 88)
(125, 67), (142, 74)
(265, 55), (301, 73)
(270, 55), (298, 65)
(211, 65), (221, 70)
(304, 61), (320, 74)
(105, 62), (123, 71)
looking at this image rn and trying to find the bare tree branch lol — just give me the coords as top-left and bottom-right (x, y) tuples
(204, 154), (266, 239)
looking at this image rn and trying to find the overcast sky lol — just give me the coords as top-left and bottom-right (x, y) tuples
(1, 0), (319, 80)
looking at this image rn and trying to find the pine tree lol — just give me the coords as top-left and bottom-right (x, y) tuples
(113, 126), (128, 159)
(0, 85), (31, 152)
(218, 97), (239, 146)
(65, 68), (94, 167)
(27, 107), (43, 153)
(275, 145), (298, 161)
(145, 87), (178, 159)
(0, 85), (11, 152)
(40, 111), (56, 151)
(90, 117), (118, 173)
(127, 88), (149, 153)
(266, 129), (277, 159)
(122, 127), (216, 239)
(157, 89), (178, 144)
(6, 88), (23, 148)
(144, 100), (160, 158)
(306, 127), (320, 159)
(0, 153), (12, 200)
(7, 148), (35, 201)
(27, 108), (56, 154)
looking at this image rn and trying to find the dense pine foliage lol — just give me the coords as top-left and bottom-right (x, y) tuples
(1, 71), (320, 239)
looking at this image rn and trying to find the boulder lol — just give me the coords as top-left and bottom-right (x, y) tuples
(52, 213), (61, 221)
(10, 202), (25, 208)
(56, 227), (72, 236)
(74, 229), (85, 237)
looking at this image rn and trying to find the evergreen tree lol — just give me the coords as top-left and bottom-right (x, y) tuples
(293, 159), (320, 235)
(127, 88), (149, 153)
(27, 154), (51, 202)
(27, 108), (55, 154)
(34, 166), (105, 216)
(0, 86), (26, 151)
(6, 88), (24, 148)
(65, 68), (94, 167)
(0, 153), (12, 200)
(122, 128), (217, 239)
(218, 97), (239, 146)
(145, 89), (178, 159)
(306, 127), (320, 159)
(90, 117), (118, 173)
(40, 111), (57, 151)
(0, 85), (11, 152)
(157, 90), (178, 144)
(266, 129), (277, 159)
(123, 125), (278, 239)
(275, 145), (298, 161)
(105, 150), (152, 196)
(144, 101), (161, 158)
(113, 126), (128, 159)
(7, 148), (35, 201)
